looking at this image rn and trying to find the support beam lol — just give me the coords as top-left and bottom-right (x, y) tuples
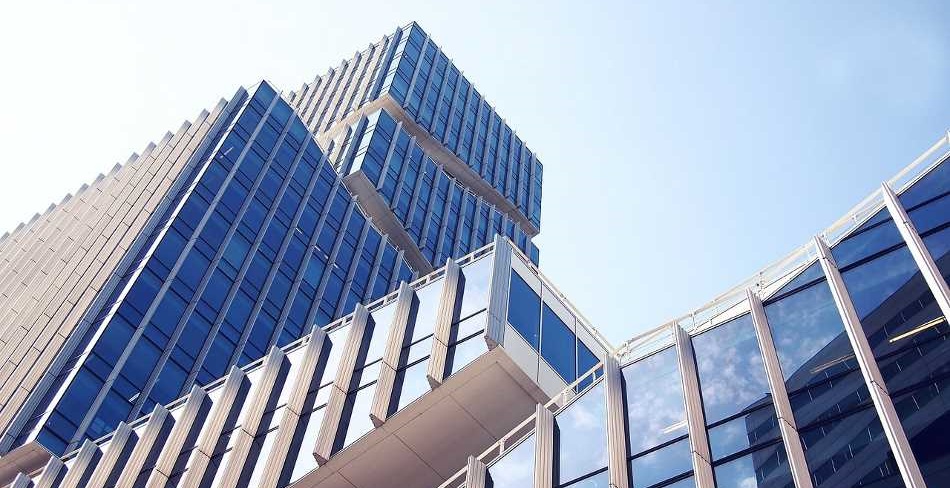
(814, 236), (926, 488)
(485, 236), (512, 349)
(114, 405), (172, 488)
(533, 404), (554, 488)
(33, 457), (64, 488)
(603, 356), (629, 488)
(428, 258), (462, 387)
(144, 385), (210, 488)
(10, 473), (31, 488)
(179, 367), (249, 488)
(59, 440), (101, 488)
(747, 290), (813, 488)
(216, 347), (289, 488)
(881, 183), (950, 320)
(258, 327), (327, 487)
(370, 283), (414, 426)
(314, 305), (371, 464)
(464, 455), (488, 488)
(86, 422), (136, 488)
(672, 324), (714, 488)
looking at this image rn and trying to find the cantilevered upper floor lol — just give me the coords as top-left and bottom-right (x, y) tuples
(287, 22), (543, 237)
(0, 236), (610, 488)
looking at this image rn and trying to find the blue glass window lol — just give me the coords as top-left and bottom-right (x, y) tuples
(542, 304), (576, 383)
(629, 437), (692, 488)
(507, 272), (540, 350)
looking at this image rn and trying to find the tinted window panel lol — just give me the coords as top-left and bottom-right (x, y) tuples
(489, 434), (536, 488)
(629, 437), (692, 488)
(508, 272), (541, 350)
(542, 304), (576, 383)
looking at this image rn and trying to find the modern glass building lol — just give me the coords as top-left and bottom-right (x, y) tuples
(0, 20), (948, 488)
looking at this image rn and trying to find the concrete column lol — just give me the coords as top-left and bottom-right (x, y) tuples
(533, 404), (554, 488)
(485, 236), (512, 349)
(882, 183), (950, 320)
(114, 405), (172, 488)
(314, 305), (370, 464)
(59, 440), (101, 488)
(144, 386), (210, 488)
(370, 283), (415, 426)
(179, 367), (249, 488)
(814, 236), (926, 488)
(464, 455), (488, 488)
(672, 324), (714, 488)
(257, 327), (328, 488)
(603, 356), (630, 488)
(86, 422), (136, 488)
(747, 290), (813, 488)
(216, 347), (289, 488)
(428, 258), (462, 387)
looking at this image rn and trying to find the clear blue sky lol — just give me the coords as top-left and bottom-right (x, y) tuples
(0, 0), (947, 346)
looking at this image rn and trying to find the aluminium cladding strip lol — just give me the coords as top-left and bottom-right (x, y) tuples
(814, 235), (927, 488)
(370, 282), (415, 426)
(746, 290), (813, 488)
(463, 455), (488, 488)
(533, 404), (554, 488)
(603, 356), (629, 488)
(113, 405), (173, 488)
(427, 258), (461, 387)
(0, 98), (233, 448)
(672, 324), (714, 488)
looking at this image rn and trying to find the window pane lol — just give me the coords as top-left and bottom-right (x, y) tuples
(488, 434), (536, 488)
(556, 382), (607, 485)
(629, 437), (692, 488)
(340, 385), (376, 449)
(622, 348), (687, 455)
(409, 279), (444, 342)
(692, 314), (771, 424)
(459, 255), (493, 319)
(563, 470), (608, 488)
(448, 334), (486, 375)
(542, 304), (577, 383)
(507, 272), (540, 350)
(800, 407), (900, 487)
(713, 443), (793, 488)
(394, 359), (430, 411)
(364, 302), (397, 366)
(893, 378), (950, 486)
(764, 280), (869, 428)
(707, 407), (780, 460)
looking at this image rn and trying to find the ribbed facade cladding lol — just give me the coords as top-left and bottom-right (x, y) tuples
(288, 22), (542, 235)
(439, 139), (950, 488)
(10, 238), (609, 488)
(2, 82), (417, 457)
(0, 99), (231, 453)
(330, 108), (538, 268)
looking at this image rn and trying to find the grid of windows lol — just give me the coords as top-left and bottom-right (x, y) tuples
(15, 82), (415, 455)
(337, 108), (538, 266)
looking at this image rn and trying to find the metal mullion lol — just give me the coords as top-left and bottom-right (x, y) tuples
(441, 65), (466, 147)
(375, 121), (403, 190)
(332, 214), (373, 318)
(672, 323), (714, 488)
(316, 54), (360, 132)
(814, 235), (926, 488)
(747, 290), (813, 488)
(367, 27), (404, 103)
(403, 34), (432, 110)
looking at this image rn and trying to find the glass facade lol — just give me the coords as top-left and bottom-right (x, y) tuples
(334, 108), (538, 265)
(11, 83), (416, 455)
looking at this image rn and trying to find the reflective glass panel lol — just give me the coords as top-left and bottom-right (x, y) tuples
(507, 271), (541, 350)
(556, 381), (607, 485)
(893, 378), (950, 486)
(562, 470), (608, 488)
(459, 255), (493, 319)
(707, 407), (780, 460)
(713, 443), (793, 488)
(542, 304), (577, 383)
(488, 434), (536, 488)
(799, 407), (900, 487)
(622, 348), (687, 455)
(629, 438), (692, 488)
(409, 279), (444, 342)
(394, 359), (430, 411)
(692, 314), (772, 424)
(340, 385), (376, 448)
